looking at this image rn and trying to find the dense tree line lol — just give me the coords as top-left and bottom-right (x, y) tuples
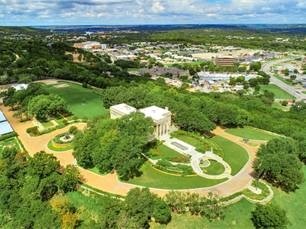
(73, 113), (154, 180)
(3, 83), (69, 121)
(0, 149), (80, 228)
(101, 188), (171, 228)
(0, 38), (147, 87)
(254, 138), (304, 192)
(100, 82), (252, 134)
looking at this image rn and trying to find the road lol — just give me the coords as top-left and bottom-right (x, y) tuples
(262, 58), (306, 101)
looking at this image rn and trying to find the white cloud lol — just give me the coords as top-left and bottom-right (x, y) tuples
(0, 0), (305, 25)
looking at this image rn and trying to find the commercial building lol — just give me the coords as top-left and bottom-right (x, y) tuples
(215, 56), (237, 66)
(110, 104), (172, 139)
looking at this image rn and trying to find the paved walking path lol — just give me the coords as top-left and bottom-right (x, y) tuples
(0, 104), (260, 197)
(163, 137), (232, 179)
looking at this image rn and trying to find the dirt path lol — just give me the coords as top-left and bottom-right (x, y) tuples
(0, 105), (260, 197)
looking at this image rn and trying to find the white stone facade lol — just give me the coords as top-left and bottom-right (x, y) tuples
(109, 104), (172, 139)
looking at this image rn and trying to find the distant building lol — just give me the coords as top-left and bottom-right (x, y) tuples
(74, 41), (106, 50)
(215, 56), (237, 66)
(139, 67), (189, 78)
(110, 104), (172, 139)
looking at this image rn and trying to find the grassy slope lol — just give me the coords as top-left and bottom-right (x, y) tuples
(152, 166), (306, 229)
(226, 126), (277, 141)
(149, 144), (189, 162)
(210, 136), (249, 175)
(45, 83), (108, 119)
(260, 84), (294, 100)
(127, 162), (226, 189)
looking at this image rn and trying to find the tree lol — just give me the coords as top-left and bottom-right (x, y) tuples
(152, 198), (172, 224)
(59, 165), (80, 193)
(250, 62), (262, 72)
(254, 138), (304, 192)
(251, 204), (289, 229)
(28, 94), (68, 121)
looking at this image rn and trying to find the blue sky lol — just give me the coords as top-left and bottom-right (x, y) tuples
(0, 0), (306, 26)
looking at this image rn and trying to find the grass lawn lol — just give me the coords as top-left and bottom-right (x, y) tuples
(152, 166), (306, 229)
(202, 160), (225, 175)
(66, 191), (110, 227)
(260, 84), (294, 99)
(151, 199), (254, 229)
(149, 144), (189, 163)
(226, 126), (278, 141)
(210, 136), (249, 175)
(44, 82), (108, 119)
(127, 162), (227, 189)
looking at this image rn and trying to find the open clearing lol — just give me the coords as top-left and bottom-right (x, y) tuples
(226, 126), (278, 141)
(260, 84), (294, 100)
(44, 82), (108, 119)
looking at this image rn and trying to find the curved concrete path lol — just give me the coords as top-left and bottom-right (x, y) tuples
(163, 137), (231, 179)
(0, 104), (260, 197)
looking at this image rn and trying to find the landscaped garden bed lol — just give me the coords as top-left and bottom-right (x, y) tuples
(127, 162), (227, 189)
(47, 126), (78, 152)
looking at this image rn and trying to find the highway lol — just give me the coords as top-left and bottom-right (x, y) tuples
(262, 58), (306, 101)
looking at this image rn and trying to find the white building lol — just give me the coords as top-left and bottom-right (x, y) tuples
(110, 103), (137, 119)
(139, 106), (171, 139)
(110, 104), (172, 139)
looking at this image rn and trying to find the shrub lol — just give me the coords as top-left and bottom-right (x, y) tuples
(251, 204), (289, 229)
(68, 126), (78, 134)
(26, 126), (39, 136)
(0, 132), (17, 141)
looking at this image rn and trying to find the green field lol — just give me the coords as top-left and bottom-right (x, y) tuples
(202, 160), (225, 175)
(152, 166), (306, 229)
(127, 162), (226, 189)
(260, 84), (294, 99)
(44, 82), (108, 119)
(210, 136), (249, 175)
(149, 144), (189, 163)
(226, 126), (278, 141)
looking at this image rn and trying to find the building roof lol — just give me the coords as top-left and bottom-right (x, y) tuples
(110, 103), (137, 115)
(0, 111), (6, 122)
(139, 106), (171, 122)
(0, 121), (13, 135)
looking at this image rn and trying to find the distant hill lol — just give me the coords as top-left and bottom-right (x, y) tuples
(33, 24), (306, 35)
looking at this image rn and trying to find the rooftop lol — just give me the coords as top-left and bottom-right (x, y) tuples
(0, 121), (13, 135)
(139, 106), (171, 122)
(0, 111), (6, 122)
(110, 103), (137, 115)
